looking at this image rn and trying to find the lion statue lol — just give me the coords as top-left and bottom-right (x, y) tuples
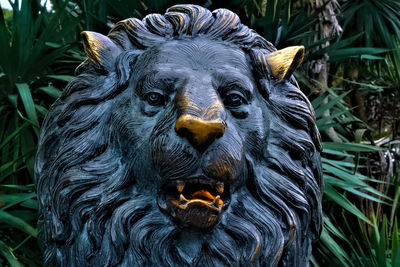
(35, 4), (322, 267)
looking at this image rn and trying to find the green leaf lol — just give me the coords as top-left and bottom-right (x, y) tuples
(35, 104), (48, 118)
(320, 224), (350, 266)
(311, 92), (328, 109)
(0, 184), (35, 190)
(8, 94), (18, 108)
(322, 148), (355, 158)
(317, 122), (340, 131)
(20, 127), (36, 177)
(393, 219), (400, 267)
(46, 75), (74, 82)
(0, 192), (36, 210)
(354, 129), (367, 143)
(0, 240), (23, 267)
(325, 175), (386, 203)
(328, 47), (390, 59)
(314, 91), (351, 118)
(39, 85), (62, 98)
(361, 55), (387, 60)
(0, 122), (27, 151)
(324, 184), (371, 223)
(323, 142), (383, 152)
(0, 210), (37, 237)
(16, 83), (39, 129)
(322, 158), (360, 168)
(316, 109), (353, 127)
(45, 42), (63, 48)
(324, 216), (346, 240)
(0, 166), (26, 182)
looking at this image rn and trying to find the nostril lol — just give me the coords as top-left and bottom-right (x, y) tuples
(176, 126), (194, 140)
(175, 115), (226, 151)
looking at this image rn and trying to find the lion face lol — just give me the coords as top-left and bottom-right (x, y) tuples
(112, 38), (266, 229)
(36, 5), (322, 266)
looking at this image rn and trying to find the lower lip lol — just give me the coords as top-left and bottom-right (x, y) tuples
(166, 200), (222, 228)
(157, 186), (229, 228)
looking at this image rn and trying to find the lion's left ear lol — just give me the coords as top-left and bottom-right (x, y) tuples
(81, 31), (121, 71)
(267, 46), (305, 81)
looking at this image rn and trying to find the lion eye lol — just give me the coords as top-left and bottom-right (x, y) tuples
(144, 92), (165, 106)
(224, 93), (246, 107)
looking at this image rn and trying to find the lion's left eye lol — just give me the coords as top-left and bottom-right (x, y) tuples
(224, 93), (247, 107)
(144, 92), (166, 106)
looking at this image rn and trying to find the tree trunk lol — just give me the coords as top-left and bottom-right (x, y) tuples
(346, 63), (368, 122)
(302, 0), (342, 142)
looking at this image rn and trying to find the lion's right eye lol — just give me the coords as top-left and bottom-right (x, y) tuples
(144, 92), (166, 106)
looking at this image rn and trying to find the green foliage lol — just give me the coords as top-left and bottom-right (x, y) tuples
(308, 85), (395, 266)
(0, 0), (80, 265)
(341, 0), (400, 83)
(250, 0), (319, 48)
(1, 0), (399, 266)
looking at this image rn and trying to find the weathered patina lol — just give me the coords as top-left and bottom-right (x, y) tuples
(35, 4), (322, 266)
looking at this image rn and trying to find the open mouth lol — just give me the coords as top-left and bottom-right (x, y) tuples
(158, 177), (230, 229)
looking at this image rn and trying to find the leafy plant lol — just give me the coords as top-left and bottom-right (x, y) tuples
(341, 0), (400, 82)
(0, 0), (79, 265)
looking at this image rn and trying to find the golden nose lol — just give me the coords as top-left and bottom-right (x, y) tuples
(175, 114), (226, 151)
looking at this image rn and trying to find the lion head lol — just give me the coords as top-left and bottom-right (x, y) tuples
(35, 5), (322, 267)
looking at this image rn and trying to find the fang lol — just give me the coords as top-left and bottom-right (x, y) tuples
(176, 182), (185, 193)
(216, 182), (224, 194)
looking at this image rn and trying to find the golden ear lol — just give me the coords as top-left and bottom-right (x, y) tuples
(81, 31), (120, 70)
(267, 46), (305, 81)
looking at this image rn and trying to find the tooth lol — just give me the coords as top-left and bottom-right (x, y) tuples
(215, 182), (224, 194)
(176, 181), (185, 193)
(212, 195), (223, 207)
(179, 194), (188, 203)
(213, 195), (220, 205)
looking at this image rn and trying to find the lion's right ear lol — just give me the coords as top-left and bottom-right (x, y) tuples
(81, 31), (121, 71)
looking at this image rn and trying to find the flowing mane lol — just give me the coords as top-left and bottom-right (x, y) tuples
(35, 5), (322, 266)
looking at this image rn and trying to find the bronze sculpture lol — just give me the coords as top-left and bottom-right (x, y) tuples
(35, 4), (322, 266)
